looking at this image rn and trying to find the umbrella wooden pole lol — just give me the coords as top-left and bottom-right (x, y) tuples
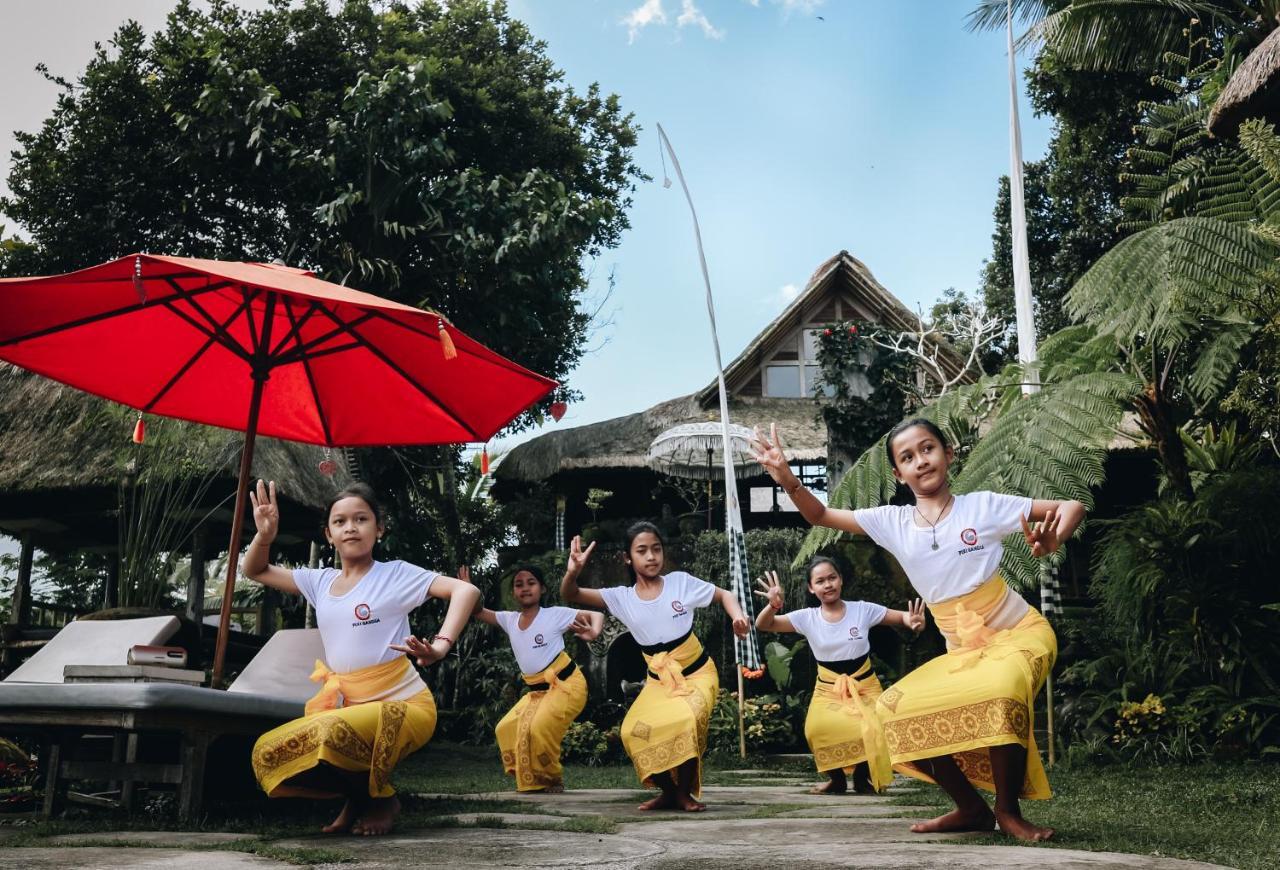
(211, 374), (266, 688)
(737, 666), (747, 760)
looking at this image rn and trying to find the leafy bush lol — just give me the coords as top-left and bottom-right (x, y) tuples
(561, 721), (625, 766)
(707, 689), (801, 756)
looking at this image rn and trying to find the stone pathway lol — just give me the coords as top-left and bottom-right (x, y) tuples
(0, 779), (1234, 869)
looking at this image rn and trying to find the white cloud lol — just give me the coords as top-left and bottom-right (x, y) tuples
(622, 0), (667, 44)
(677, 0), (724, 40)
(775, 0), (825, 15)
(780, 283), (800, 303)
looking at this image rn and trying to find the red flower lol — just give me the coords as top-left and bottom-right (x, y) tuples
(849, 325), (858, 334)
(823, 328), (832, 336)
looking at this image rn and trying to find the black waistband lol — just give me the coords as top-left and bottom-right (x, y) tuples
(815, 653), (870, 679)
(647, 649), (710, 681)
(639, 627), (694, 655)
(527, 659), (577, 692)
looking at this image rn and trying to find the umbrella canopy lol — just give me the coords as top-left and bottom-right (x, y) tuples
(0, 254), (555, 446)
(646, 422), (758, 481)
(0, 254), (557, 683)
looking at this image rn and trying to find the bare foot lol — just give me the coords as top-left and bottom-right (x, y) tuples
(544, 782), (565, 794)
(910, 805), (996, 834)
(638, 792), (678, 811)
(995, 808), (1054, 841)
(354, 796), (400, 836)
(676, 793), (706, 812)
(808, 778), (847, 795)
(321, 799), (360, 834)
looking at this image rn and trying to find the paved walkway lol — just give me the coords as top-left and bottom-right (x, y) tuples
(0, 778), (1232, 869)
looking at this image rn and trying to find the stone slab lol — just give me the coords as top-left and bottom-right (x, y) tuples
(0, 848), (284, 869)
(45, 832), (258, 847)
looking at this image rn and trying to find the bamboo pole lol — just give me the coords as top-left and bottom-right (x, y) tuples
(737, 665), (747, 760)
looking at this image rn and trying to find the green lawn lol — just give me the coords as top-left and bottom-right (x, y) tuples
(890, 761), (1280, 870)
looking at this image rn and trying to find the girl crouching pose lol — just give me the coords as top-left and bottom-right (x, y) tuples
(754, 559), (924, 794)
(244, 480), (479, 835)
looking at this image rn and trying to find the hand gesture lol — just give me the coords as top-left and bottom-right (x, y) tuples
(249, 479), (280, 543)
(566, 535), (596, 577)
(457, 565), (472, 583)
(570, 612), (595, 640)
(731, 616), (750, 638)
(1020, 509), (1061, 558)
(749, 423), (792, 486)
(904, 598), (926, 634)
(753, 570), (785, 612)
(390, 635), (449, 667)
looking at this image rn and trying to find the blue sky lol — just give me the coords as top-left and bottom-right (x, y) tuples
(496, 0), (1052, 449)
(0, 0), (1053, 457)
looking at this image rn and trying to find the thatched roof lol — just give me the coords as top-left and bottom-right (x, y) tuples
(495, 394), (826, 484)
(1208, 26), (1280, 138)
(697, 250), (971, 404)
(0, 364), (346, 512)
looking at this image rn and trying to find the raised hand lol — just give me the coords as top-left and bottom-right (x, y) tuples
(390, 635), (448, 667)
(457, 565), (472, 583)
(753, 570), (785, 612)
(905, 598), (926, 634)
(570, 612), (594, 639)
(749, 423), (793, 486)
(248, 479), (280, 543)
(566, 535), (596, 576)
(1020, 509), (1061, 558)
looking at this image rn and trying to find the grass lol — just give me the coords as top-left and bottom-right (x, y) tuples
(888, 760), (1280, 870)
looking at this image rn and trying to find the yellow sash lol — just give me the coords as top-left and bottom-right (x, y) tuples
(523, 650), (574, 690)
(929, 574), (1024, 672)
(817, 660), (894, 792)
(642, 633), (705, 698)
(305, 655), (414, 715)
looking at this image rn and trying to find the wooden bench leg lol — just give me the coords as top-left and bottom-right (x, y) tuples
(178, 732), (210, 823)
(41, 740), (62, 819)
(120, 733), (139, 813)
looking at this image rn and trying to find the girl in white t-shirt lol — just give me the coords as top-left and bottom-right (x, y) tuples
(561, 521), (750, 812)
(754, 557), (924, 795)
(473, 564), (604, 793)
(242, 480), (479, 837)
(751, 419), (1085, 842)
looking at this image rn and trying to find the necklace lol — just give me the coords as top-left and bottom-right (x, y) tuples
(915, 494), (954, 551)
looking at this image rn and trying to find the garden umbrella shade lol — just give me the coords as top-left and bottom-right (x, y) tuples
(0, 253), (558, 684)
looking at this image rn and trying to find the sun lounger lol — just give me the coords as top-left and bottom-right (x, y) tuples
(0, 621), (324, 819)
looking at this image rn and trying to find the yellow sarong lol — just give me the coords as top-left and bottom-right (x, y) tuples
(807, 660), (894, 791)
(252, 656), (436, 799)
(495, 651), (588, 792)
(876, 574), (1056, 799)
(621, 632), (718, 797)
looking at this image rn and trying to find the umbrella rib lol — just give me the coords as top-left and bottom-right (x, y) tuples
(285, 302), (335, 446)
(268, 311), (378, 367)
(267, 299), (320, 358)
(242, 286), (262, 352)
(144, 295), (256, 412)
(164, 278), (258, 362)
(311, 305), (482, 441)
(364, 309), (550, 381)
(162, 301), (254, 365)
(0, 281), (230, 349)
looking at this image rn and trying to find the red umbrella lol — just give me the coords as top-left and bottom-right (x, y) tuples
(0, 253), (557, 683)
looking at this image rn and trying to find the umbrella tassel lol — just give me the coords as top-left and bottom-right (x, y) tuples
(132, 414), (146, 444)
(438, 318), (457, 360)
(480, 447), (490, 476)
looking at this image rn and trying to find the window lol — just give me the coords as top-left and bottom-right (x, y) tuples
(802, 329), (822, 362)
(751, 462), (828, 512)
(765, 365), (801, 398)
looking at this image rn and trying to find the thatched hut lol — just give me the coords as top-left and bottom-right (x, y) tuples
(1208, 25), (1280, 138)
(0, 364), (346, 635)
(493, 250), (970, 550)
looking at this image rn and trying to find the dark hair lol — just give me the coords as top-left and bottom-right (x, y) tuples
(623, 521), (665, 584)
(511, 564), (546, 590)
(325, 482), (383, 527)
(885, 417), (950, 469)
(804, 555), (843, 585)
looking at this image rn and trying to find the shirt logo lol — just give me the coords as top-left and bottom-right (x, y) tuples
(354, 603), (372, 621)
(848, 626), (862, 639)
(960, 528), (979, 546)
(533, 633), (546, 647)
(671, 600), (687, 615)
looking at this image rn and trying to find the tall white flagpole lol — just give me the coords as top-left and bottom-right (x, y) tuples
(1007, 0), (1039, 394)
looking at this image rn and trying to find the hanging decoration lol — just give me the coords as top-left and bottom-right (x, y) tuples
(437, 317), (457, 360)
(131, 413), (146, 444)
(550, 400), (567, 422)
(318, 447), (338, 477)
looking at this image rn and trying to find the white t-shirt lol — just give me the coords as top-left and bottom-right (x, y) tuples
(598, 571), (718, 647)
(494, 606), (579, 676)
(786, 601), (887, 663)
(293, 560), (438, 675)
(854, 491), (1033, 605)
